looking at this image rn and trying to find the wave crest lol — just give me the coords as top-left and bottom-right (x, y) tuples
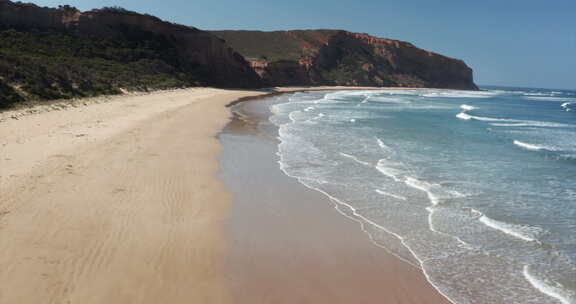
(513, 140), (559, 152)
(477, 211), (544, 242)
(523, 265), (575, 304)
(460, 104), (478, 111)
(562, 102), (575, 112)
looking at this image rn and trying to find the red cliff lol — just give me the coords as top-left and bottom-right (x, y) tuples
(212, 30), (478, 90)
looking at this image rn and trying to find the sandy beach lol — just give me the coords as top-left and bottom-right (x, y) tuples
(0, 87), (449, 303)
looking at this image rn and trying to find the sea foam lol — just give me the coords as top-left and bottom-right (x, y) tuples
(513, 140), (558, 152)
(523, 265), (575, 304)
(562, 102), (575, 112)
(456, 112), (513, 122)
(460, 104), (478, 111)
(375, 189), (407, 201)
(524, 96), (576, 102)
(376, 138), (392, 152)
(456, 113), (572, 129)
(340, 152), (371, 166)
(375, 160), (405, 183)
(422, 91), (498, 99)
(491, 122), (569, 128)
(477, 212), (543, 242)
(405, 177), (442, 206)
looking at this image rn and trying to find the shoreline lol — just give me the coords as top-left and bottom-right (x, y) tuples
(0, 85), (448, 122)
(0, 86), (449, 303)
(220, 92), (453, 303)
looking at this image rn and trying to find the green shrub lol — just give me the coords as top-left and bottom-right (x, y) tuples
(0, 81), (22, 108)
(0, 26), (204, 107)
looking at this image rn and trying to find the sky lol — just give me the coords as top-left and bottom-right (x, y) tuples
(26, 0), (576, 90)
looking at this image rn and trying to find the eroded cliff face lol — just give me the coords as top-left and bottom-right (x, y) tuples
(0, 1), (262, 91)
(213, 30), (478, 90)
(76, 12), (263, 88)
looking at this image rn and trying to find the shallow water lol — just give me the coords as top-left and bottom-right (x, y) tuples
(265, 87), (576, 304)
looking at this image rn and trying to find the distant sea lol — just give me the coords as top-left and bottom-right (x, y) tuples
(265, 86), (576, 304)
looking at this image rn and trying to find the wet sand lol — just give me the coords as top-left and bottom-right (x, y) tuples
(219, 96), (451, 304)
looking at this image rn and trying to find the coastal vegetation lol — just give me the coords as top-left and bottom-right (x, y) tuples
(0, 25), (203, 108)
(212, 30), (341, 62)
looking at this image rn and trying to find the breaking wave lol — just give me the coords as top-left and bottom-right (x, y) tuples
(456, 113), (573, 128)
(266, 88), (576, 304)
(422, 91), (498, 98)
(460, 104), (478, 111)
(475, 210), (544, 242)
(523, 266), (575, 304)
(513, 140), (559, 152)
(562, 102), (575, 112)
(524, 96), (576, 102)
(340, 152), (372, 166)
(456, 112), (512, 122)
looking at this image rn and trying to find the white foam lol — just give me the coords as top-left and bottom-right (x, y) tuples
(339, 152), (371, 166)
(376, 138), (392, 152)
(368, 96), (409, 103)
(460, 104), (478, 111)
(422, 91), (498, 99)
(492, 121), (572, 128)
(525, 96), (576, 102)
(456, 112), (472, 120)
(350, 119), (356, 123)
(524, 92), (551, 96)
(456, 112), (572, 129)
(287, 111), (299, 122)
(562, 102), (574, 112)
(303, 106), (315, 112)
(375, 189), (407, 201)
(375, 160), (404, 183)
(478, 214), (542, 242)
(405, 177), (441, 205)
(324, 90), (376, 101)
(456, 112), (512, 122)
(513, 140), (558, 152)
(376, 89), (425, 96)
(523, 265), (575, 304)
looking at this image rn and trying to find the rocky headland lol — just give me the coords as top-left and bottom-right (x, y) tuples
(0, 1), (478, 108)
(212, 30), (478, 90)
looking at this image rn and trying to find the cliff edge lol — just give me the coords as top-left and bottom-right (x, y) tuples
(212, 30), (478, 90)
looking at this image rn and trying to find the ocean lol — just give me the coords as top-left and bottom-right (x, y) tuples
(258, 87), (576, 304)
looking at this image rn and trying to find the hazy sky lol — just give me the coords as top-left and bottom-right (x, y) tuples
(27, 0), (576, 90)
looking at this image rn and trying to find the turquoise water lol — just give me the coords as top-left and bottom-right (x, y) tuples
(268, 87), (576, 304)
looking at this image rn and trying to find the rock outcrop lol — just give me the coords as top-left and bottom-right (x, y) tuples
(212, 30), (478, 90)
